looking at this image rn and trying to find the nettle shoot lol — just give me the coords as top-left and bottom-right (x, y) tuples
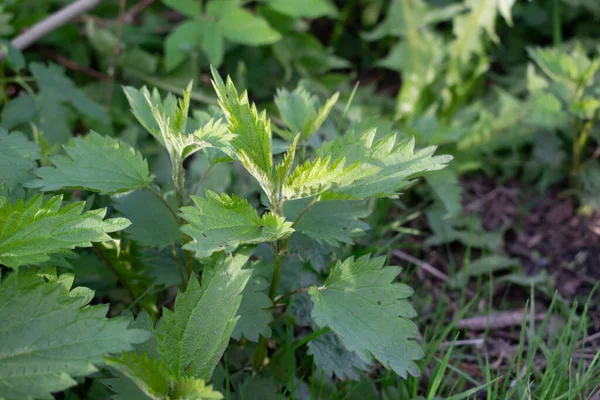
(0, 68), (451, 399)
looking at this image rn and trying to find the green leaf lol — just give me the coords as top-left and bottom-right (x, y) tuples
(157, 248), (253, 380)
(124, 83), (234, 190)
(0, 128), (41, 190)
(309, 254), (423, 378)
(218, 8), (282, 46)
(231, 267), (273, 342)
(0, 270), (149, 399)
(0, 94), (36, 129)
(307, 331), (369, 380)
(26, 132), (153, 195)
(106, 353), (224, 400)
(0, 195), (130, 269)
(284, 198), (371, 246)
(275, 87), (339, 142)
(113, 189), (181, 248)
(211, 68), (274, 194)
(425, 168), (462, 216)
(106, 353), (169, 400)
(283, 155), (358, 200)
(164, 21), (204, 72)
(163, 0), (203, 18)
(266, 0), (338, 18)
(30, 62), (108, 123)
(318, 130), (451, 199)
(180, 191), (293, 258)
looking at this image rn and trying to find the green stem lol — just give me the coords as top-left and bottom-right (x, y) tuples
(253, 240), (284, 371)
(571, 117), (595, 183)
(552, 0), (562, 47)
(292, 327), (331, 351)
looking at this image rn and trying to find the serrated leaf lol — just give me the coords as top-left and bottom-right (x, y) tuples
(125, 83), (233, 191)
(318, 130), (451, 199)
(307, 331), (369, 380)
(275, 87), (339, 142)
(0, 195), (130, 269)
(106, 353), (169, 400)
(425, 168), (462, 216)
(0, 128), (41, 190)
(180, 191), (293, 258)
(26, 132), (152, 195)
(0, 270), (149, 399)
(309, 254), (423, 378)
(113, 189), (181, 248)
(266, 0), (338, 18)
(211, 68), (274, 194)
(106, 353), (224, 400)
(283, 155), (358, 200)
(231, 268), (273, 342)
(157, 248), (253, 380)
(218, 8), (282, 46)
(30, 62), (108, 123)
(284, 198), (370, 246)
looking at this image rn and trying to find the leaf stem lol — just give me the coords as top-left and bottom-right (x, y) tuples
(92, 242), (138, 309)
(292, 327), (331, 351)
(145, 185), (179, 223)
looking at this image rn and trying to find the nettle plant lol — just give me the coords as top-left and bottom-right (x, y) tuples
(0, 68), (450, 399)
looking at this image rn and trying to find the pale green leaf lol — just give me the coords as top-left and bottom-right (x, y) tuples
(266, 0), (338, 18)
(284, 198), (370, 246)
(309, 254), (423, 378)
(0, 270), (149, 400)
(231, 267), (273, 342)
(157, 248), (253, 380)
(318, 130), (451, 199)
(0, 195), (130, 269)
(283, 156), (358, 200)
(0, 128), (41, 190)
(106, 353), (224, 400)
(112, 189), (181, 248)
(180, 191), (293, 258)
(211, 68), (274, 191)
(26, 132), (153, 195)
(218, 8), (282, 46)
(106, 353), (169, 400)
(307, 331), (369, 380)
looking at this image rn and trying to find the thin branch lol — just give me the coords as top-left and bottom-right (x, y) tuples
(0, 0), (102, 61)
(145, 185), (179, 223)
(273, 287), (309, 305)
(291, 195), (320, 228)
(391, 249), (450, 283)
(92, 242), (137, 306)
(38, 49), (109, 81)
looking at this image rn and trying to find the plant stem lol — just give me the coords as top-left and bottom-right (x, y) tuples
(92, 242), (138, 310)
(145, 186), (179, 223)
(253, 239), (285, 371)
(292, 327), (331, 351)
(552, 0), (562, 47)
(571, 117), (596, 183)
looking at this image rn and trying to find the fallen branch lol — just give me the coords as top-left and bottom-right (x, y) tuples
(457, 309), (548, 331)
(391, 249), (450, 283)
(0, 0), (101, 61)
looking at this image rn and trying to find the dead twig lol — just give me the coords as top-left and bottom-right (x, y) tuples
(0, 0), (102, 61)
(457, 309), (548, 331)
(391, 249), (450, 283)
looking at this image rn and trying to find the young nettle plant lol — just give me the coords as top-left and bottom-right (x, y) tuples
(0, 67), (450, 399)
